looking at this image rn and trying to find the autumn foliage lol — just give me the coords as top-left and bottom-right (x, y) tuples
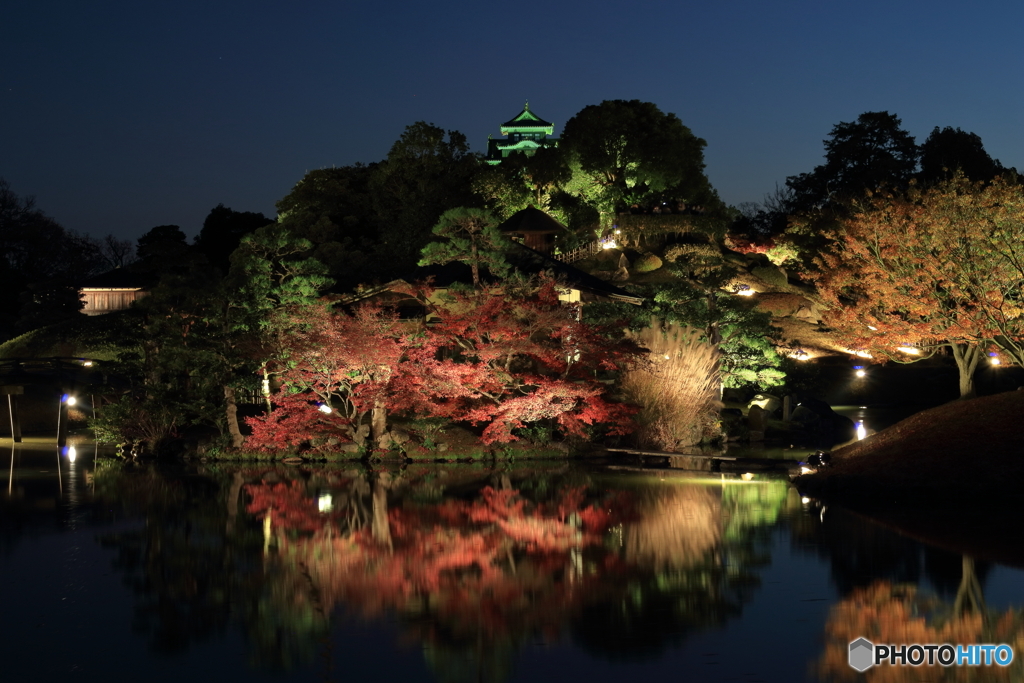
(244, 276), (640, 450)
(812, 173), (1024, 395)
(819, 581), (1024, 682)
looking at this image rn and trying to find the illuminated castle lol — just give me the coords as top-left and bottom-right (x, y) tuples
(485, 102), (559, 164)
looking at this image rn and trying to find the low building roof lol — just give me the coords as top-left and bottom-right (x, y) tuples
(497, 206), (568, 236)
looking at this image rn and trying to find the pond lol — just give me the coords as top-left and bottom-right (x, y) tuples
(3, 439), (1023, 682)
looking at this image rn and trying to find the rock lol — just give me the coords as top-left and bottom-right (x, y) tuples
(747, 393), (782, 415)
(790, 398), (855, 444)
(611, 266), (630, 282)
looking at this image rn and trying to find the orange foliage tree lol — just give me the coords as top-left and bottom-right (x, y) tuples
(812, 174), (1024, 397)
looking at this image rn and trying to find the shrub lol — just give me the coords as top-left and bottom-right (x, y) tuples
(620, 320), (721, 450)
(751, 264), (788, 288)
(633, 253), (663, 273)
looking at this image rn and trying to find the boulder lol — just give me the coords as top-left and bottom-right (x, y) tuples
(790, 398), (855, 445)
(747, 393), (782, 415)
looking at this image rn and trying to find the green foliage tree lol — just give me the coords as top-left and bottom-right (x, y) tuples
(418, 208), (510, 286)
(472, 146), (572, 220)
(369, 122), (481, 271)
(559, 100), (716, 235)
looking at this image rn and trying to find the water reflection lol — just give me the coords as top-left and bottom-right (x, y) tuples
(88, 464), (793, 677)
(7, 456), (1024, 682)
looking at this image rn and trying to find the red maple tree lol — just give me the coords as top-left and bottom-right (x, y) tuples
(244, 275), (640, 451)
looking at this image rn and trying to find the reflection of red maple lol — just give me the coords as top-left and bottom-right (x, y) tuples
(246, 478), (631, 645)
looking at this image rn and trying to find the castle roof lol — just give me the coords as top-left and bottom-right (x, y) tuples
(500, 102), (554, 133)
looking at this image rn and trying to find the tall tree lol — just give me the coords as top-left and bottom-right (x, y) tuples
(918, 126), (1009, 185)
(194, 204), (274, 273)
(418, 208), (510, 286)
(812, 173), (1024, 397)
(786, 111), (919, 212)
(369, 122), (481, 272)
(559, 100), (716, 235)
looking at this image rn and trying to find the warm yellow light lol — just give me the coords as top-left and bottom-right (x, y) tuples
(614, 229), (621, 235)
(67, 446), (77, 463)
(601, 240), (617, 250)
(897, 346), (921, 355)
(855, 369), (866, 378)
(800, 467), (814, 476)
(741, 472), (754, 481)
(854, 350), (872, 359)
(82, 360), (93, 367)
(318, 404), (332, 414)
(990, 357), (1001, 366)
(65, 396), (76, 406)
(855, 421), (867, 440)
(801, 495), (811, 503)
(318, 493), (333, 513)
(867, 325), (878, 331)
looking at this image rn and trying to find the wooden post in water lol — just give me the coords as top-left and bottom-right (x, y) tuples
(57, 392), (70, 448)
(3, 387), (23, 443)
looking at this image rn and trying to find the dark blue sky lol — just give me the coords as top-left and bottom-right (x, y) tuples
(3, 0), (1022, 242)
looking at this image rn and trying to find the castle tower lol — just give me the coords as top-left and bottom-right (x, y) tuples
(485, 102), (559, 164)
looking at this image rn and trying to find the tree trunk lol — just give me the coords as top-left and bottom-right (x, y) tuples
(950, 343), (980, 398)
(261, 367), (273, 414)
(224, 386), (245, 448)
(371, 399), (387, 450)
(371, 473), (393, 550)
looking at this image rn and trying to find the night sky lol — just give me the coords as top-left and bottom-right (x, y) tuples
(3, 0), (1022, 242)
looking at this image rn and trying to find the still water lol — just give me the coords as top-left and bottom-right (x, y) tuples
(3, 440), (1023, 683)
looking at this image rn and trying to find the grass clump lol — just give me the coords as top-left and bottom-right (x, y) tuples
(620, 320), (722, 450)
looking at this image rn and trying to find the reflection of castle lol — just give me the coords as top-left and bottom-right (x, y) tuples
(485, 102), (559, 165)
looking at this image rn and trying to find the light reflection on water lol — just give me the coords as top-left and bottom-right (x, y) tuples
(2, 448), (1024, 682)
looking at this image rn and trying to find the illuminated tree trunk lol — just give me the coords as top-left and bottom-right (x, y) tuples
(223, 386), (245, 448)
(950, 343), (980, 398)
(371, 399), (387, 450)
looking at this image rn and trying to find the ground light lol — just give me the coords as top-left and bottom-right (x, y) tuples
(989, 352), (1001, 366)
(317, 403), (333, 414)
(853, 366), (867, 378)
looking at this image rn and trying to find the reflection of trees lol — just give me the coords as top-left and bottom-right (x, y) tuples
(572, 480), (789, 661)
(787, 499), (990, 599)
(249, 469), (619, 683)
(819, 564), (1024, 682)
(93, 464), (796, 681)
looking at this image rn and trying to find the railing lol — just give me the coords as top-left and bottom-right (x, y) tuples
(552, 240), (603, 264)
